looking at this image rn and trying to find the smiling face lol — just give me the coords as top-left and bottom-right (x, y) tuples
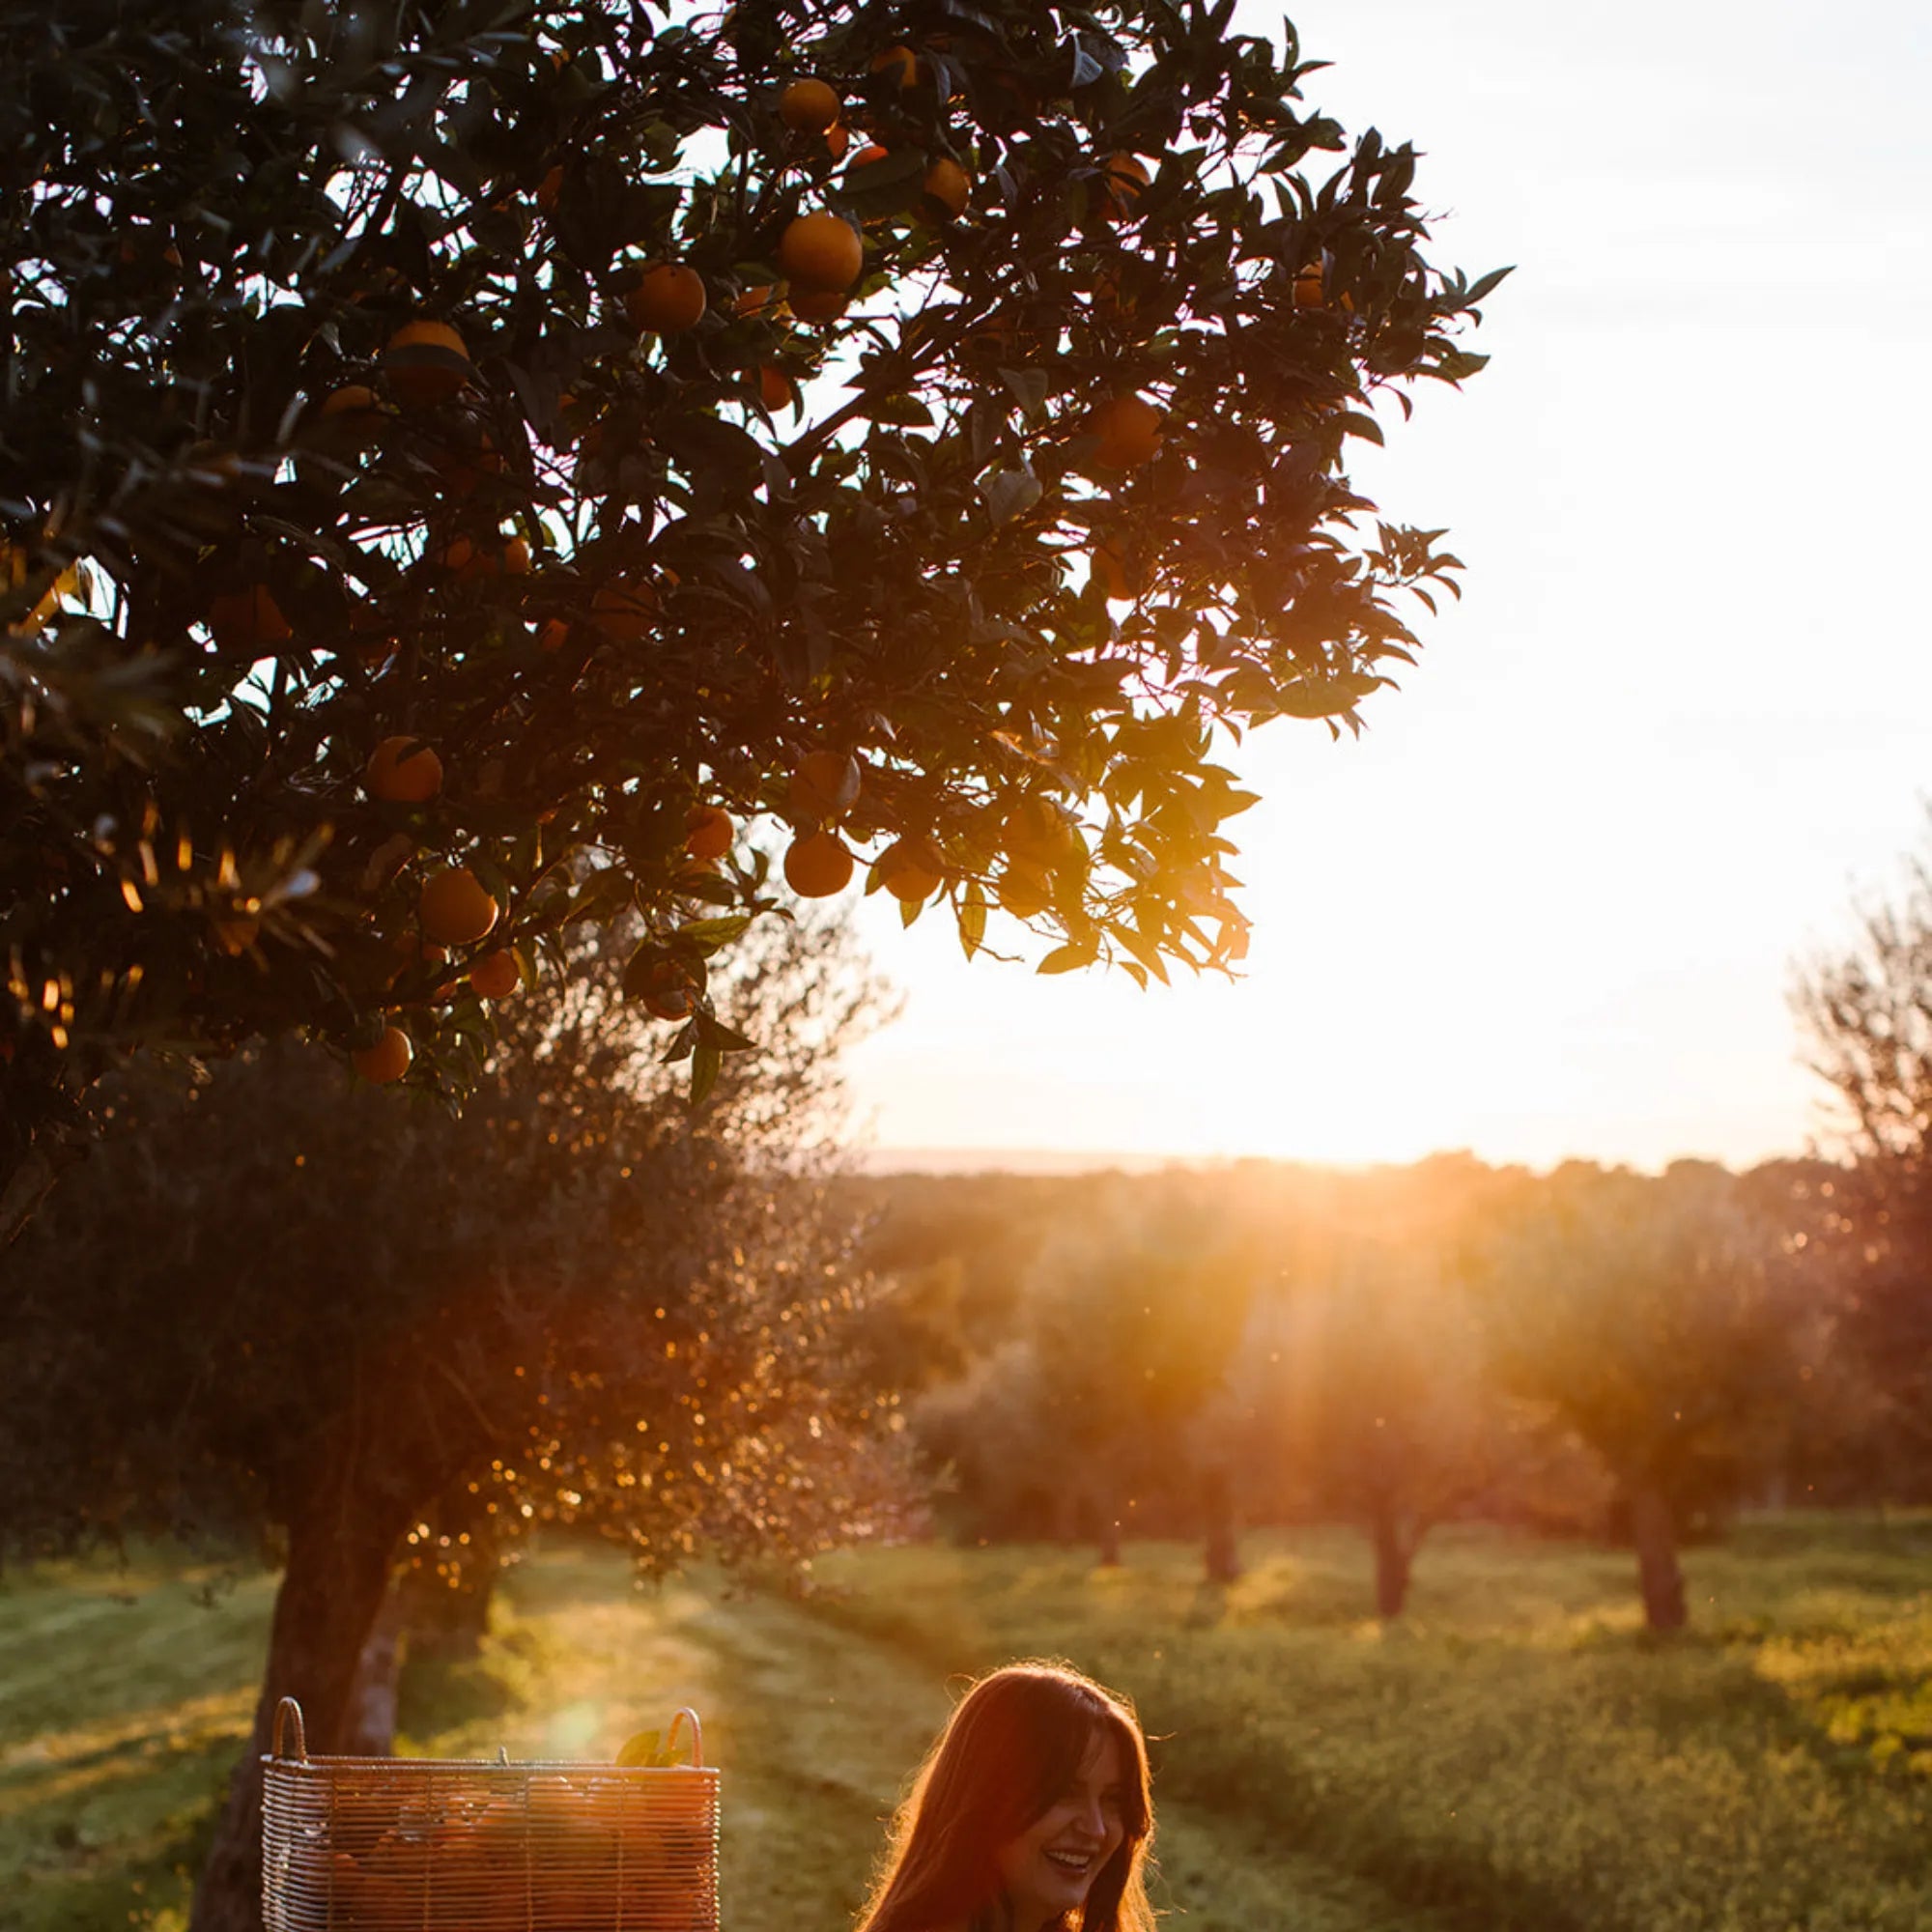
(993, 1725), (1127, 1932)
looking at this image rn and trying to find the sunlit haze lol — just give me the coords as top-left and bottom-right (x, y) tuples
(840, 0), (1932, 1175)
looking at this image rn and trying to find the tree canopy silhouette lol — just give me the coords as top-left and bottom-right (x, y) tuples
(0, 0), (1501, 1234)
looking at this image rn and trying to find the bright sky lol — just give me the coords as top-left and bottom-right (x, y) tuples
(840, 0), (1932, 1174)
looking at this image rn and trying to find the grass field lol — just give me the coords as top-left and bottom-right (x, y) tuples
(3, 1517), (1929, 1931)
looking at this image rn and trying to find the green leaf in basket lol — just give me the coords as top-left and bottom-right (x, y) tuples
(614, 1727), (661, 1768)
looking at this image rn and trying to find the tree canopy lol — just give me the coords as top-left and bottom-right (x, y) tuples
(0, 0), (1500, 1226)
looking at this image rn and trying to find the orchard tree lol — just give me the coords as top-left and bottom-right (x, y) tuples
(0, 914), (900, 1930)
(1794, 827), (1932, 1446)
(0, 0), (1501, 1234)
(1467, 1161), (1802, 1634)
(1235, 1236), (1505, 1617)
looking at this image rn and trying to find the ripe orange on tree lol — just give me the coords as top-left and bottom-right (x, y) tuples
(783, 830), (854, 898)
(846, 142), (891, 172)
(383, 319), (470, 409)
(788, 288), (848, 325)
(790, 749), (861, 821)
(467, 949), (522, 999)
(757, 365), (796, 412)
(824, 123), (850, 160)
(353, 1025), (413, 1084)
(684, 804), (734, 861)
(779, 213), (863, 292)
(635, 956), (696, 1021)
(922, 158), (971, 220)
(537, 616), (571, 653)
(779, 77), (841, 133)
(626, 262), (707, 333)
(418, 867), (499, 947)
(206, 583), (291, 651)
(869, 44), (922, 89)
(365, 735), (443, 803)
(996, 859), (1052, 920)
(317, 384), (384, 439)
(1003, 793), (1077, 868)
(1086, 395), (1165, 469)
(589, 579), (658, 641)
(879, 839), (943, 904)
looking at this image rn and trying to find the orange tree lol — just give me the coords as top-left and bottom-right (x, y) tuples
(0, 913), (897, 1929)
(1, 0), (1501, 1235)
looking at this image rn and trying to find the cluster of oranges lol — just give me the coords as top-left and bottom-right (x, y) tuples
(236, 39), (1185, 1088)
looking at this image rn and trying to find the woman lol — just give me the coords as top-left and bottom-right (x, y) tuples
(856, 1660), (1157, 1932)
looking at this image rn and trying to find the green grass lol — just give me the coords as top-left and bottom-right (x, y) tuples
(808, 1517), (1932, 1932)
(3, 1518), (1930, 1930)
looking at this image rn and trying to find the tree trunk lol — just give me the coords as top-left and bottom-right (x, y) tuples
(1095, 1480), (1123, 1567)
(1371, 1508), (1413, 1619)
(404, 1558), (496, 1664)
(1623, 1476), (1685, 1631)
(339, 1576), (408, 1756)
(190, 1493), (406, 1932)
(1629, 1484), (1687, 1633)
(1202, 1468), (1240, 1584)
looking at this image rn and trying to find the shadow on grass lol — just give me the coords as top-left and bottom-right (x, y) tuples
(3, 1731), (234, 1932)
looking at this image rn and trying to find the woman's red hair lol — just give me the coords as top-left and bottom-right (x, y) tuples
(856, 1659), (1157, 1932)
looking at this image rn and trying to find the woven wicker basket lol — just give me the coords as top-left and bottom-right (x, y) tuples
(262, 1697), (720, 1931)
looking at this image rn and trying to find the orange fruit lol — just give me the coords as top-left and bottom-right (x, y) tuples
(788, 287), (849, 325)
(207, 583), (291, 651)
(1092, 541), (1146, 603)
(869, 44), (922, 89)
(879, 839), (943, 903)
(636, 957), (696, 1022)
(996, 859), (1052, 919)
(589, 579), (658, 641)
(791, 749), (861, 821)
(780, 77), (841, 133)
(538, 617), (571, 653)
(384, 320), (470, 409)
(365, 735), (443, 803)
(1003, 795), (1075, 867)
(923, 158), (970, 219)
(418, 867), (499, 947)
(626, 262), (707, 333)
(1293, 260), (1326, 307)
(685, 804), (734, 860)
(353, 1025), (413, 1084)
(1099, 153), (1151, 219)
(846, 143), (891, 171)
(441, 533), (529, 580)
(468, 949), (522, 999)
(783, 830), (854, 897)
(318, 384), (383, 432)
(824, 123), (850, 160)
(1086, 395), (1164, 469)
(757, 365), (796, 412)
(779, 213), (863, 292)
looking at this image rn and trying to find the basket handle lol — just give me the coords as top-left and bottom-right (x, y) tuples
(271, 1696), (308, 1761)
(666, 1707), (703, 1768)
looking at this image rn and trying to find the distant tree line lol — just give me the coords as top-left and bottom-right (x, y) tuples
(851, 1144), (1926, 1635)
